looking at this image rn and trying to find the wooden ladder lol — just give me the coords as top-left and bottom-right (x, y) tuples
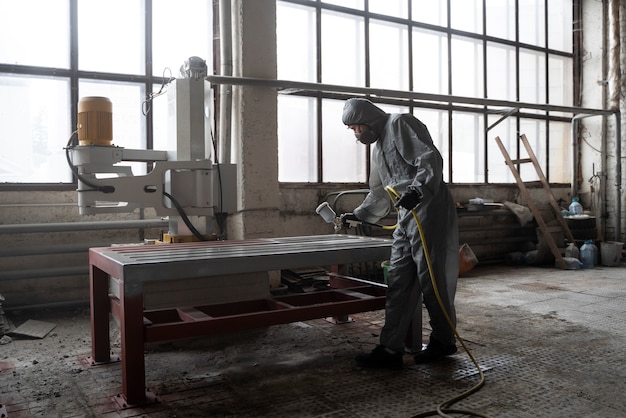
(494, 134), (575, 269)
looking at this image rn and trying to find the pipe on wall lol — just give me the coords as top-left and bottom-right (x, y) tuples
(0, 218), (168, 282)
(571, 114), (601, 199)
(608, 0), (622, 242)
(0, 266), (87, 282)
(0, 219), (168, 234)
(218, 0), (233, 164)
(615, 112), (623, 242)
(0, 242), (135, 257)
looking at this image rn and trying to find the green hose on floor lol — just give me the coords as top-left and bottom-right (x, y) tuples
(384, 186), (493, 418)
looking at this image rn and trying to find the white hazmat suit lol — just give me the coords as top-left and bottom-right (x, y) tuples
(342, 98), (459, 364)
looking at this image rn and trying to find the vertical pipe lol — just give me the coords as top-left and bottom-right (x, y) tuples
(218, 0), (233, 164)
(615, 111), (622, 241)
(570, 114), (598, 199)
(609, 0), (622, 241)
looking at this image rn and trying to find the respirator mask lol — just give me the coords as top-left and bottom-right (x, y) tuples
(354, 129), (378, 145)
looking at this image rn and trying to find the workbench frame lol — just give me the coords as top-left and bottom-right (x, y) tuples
(88, 235), (393, 406)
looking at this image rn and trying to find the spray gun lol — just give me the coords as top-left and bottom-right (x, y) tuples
(315, 202), (344, 232)
(316, 202), (393, 232)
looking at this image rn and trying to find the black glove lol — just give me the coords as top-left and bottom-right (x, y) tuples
(340, 213), (361, 228)
(394, 189), (421, 210)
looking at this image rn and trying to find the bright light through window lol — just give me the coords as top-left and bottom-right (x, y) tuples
(78, 0), (145, 74)
(0, 1), (213, 184)
(0, 0), (70, 68)
(0, 75), (71, 182)
(277, 0), (575, 184)
(152, 0), (212, 77)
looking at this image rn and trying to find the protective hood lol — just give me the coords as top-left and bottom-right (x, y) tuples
(342, 98), (388, 127)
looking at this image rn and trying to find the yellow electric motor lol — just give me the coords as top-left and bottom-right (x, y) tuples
(77, 96), (113, 146)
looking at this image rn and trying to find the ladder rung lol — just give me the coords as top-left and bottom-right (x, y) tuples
(511, 158), (533, 164)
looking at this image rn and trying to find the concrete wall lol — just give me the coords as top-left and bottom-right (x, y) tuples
(0, 182), (573, 309)
(0, 1), (618, 309)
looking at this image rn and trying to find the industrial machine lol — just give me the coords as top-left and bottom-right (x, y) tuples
(66, 57), (236, 242)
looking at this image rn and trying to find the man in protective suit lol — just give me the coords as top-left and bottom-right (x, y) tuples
(341, 98), (459, 369)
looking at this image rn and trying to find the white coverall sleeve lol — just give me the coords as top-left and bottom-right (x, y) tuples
(391, 118), (444, 201)
(354, 153), (390, 224)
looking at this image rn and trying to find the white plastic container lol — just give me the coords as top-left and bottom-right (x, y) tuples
(565, 242), (579, 259)
(569, 198), (583, 215)
(580, 240), (597, 269)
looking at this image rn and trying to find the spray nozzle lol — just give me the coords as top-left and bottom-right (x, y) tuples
(316, 202), (345, 233)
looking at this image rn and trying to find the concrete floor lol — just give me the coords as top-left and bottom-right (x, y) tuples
(2, 262), (626, 417)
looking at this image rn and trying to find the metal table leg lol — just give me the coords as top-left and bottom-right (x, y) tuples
(119, 283), (147, 405)
(90, 265), (111, 363)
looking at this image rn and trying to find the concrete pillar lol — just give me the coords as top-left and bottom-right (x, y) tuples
(227, 0), (280, 240)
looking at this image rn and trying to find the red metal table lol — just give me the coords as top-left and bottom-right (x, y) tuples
(89, 234), (392, 406)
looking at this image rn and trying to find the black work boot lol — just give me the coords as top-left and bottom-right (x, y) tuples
(413, 338), (457, 364)
(355, 345), (403, 370)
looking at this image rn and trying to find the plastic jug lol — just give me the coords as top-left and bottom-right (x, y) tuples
(565, 242), (580, 259)
(580, 240), (597, 268)
(569, 197), (583, 215)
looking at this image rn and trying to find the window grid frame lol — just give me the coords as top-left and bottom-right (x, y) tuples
(278, 0), (577, 185)
(0, 0), (171, 191)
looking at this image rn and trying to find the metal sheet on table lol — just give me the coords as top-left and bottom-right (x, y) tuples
(93, 235), (392, 264)
(91, 235), (392, 285)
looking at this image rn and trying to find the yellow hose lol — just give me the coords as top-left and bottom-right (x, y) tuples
(384, 186), (492, 418)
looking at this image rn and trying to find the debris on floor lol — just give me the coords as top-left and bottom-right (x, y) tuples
(2, 265), (626, 417)
(0, 292), (12, 337)
(281, 267), (330, 293)
(8, 319), (56, 339)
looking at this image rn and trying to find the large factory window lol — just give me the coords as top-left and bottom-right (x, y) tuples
(276, 0), (576, 184)
(0, 0), (211, 186)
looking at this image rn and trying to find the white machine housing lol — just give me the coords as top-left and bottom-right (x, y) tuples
(70, 146), (236, 217)
(69, 59), (236, 222)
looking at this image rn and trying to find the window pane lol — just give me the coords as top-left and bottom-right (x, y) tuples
(549, 55), (573, 107)
(322, 99), (366, 182)
(450, 0), (482, 34)
(412, 28), (448, 94)
(0, 75), (71, 183)
(548, 0), (573, 52)
(369, 21), (409, 90)
(277, 2), (316, 82)
(518, 119), (546, 182)
(79, 80), (147, 174)
(486, 42), (516, 101)
(451, 36), (483, 98)
(152, 0), (212, 77)
(411, 0), (447, 26)
(486, 0), (515, 41)
(452, 111), (484, 183)
(487, 116), (517, 183)
(519, 48), (546, 108)
(278, 95), (318, 182)
(78, 0), (145, 74)
(548, 121), (571, 183)
(369, 0), (408, 19)
(414, 108), (449, 182)
(321, 11), (365, 86)
(519, 0), (546, 46)
(0, 0), (70, 68)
